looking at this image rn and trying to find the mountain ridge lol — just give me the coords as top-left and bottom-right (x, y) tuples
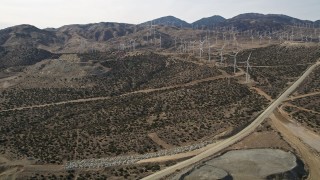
(1, 13), (318, 31)
(0, 12), (318, 56)
(192, 15), (226, 28)
(140, 15), (191, 28)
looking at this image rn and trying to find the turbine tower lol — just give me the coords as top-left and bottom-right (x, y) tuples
(268, 36), (272, 44)
(208, 38), (211, 61)
(290, 34), (294, 42)
(250, 35), (254, 45)
(159, 34), (162, 49)
(259, 35), (263, 45)
(230, 51), (239, 74)
(133, 39), (136, 51)
(245, 52), (252, 83)
(217, 44), (226, 65)
(199, 38), (205, 58)
(191, 40), (196, 54)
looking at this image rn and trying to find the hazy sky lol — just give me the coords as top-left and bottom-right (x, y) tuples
(0, 0), (319, 29)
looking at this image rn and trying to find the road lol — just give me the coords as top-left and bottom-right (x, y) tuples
(270, 110), (320, 180)
(0, 70), (244, 112)
(142, 61), (320, 180)
(285, 91), (320, 101)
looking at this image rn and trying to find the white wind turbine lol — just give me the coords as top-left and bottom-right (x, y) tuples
(245, 52), (252, 83)
(259, 35), (263, 45)
(268, 36), (272, 44)
(217, 44), (226, 65)
(279, 35), (283, 43)
(208, 38), (211, 61)
(290, 34), (294, 42)
(300, 34), (304, 42)
(199, 38), (206, 58)
(223, 33), (227, 45)
(191, 40), (196, 54)
(132, 39), (136, 51)
(146, 31), (150, 44)
(250, 35), (254, 45)
(159, 34), (162, 49)
(305, 35), (309, 42)
(233, 33), (238, 48)
(230, 51), (239, 74)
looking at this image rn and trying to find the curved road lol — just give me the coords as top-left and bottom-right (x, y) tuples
(142, 61), (320, 180)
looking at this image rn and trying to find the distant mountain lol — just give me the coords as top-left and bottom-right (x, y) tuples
(192, 15), (226, 28)
(0, 13), (319, 56)
(0, 23), (137, 53)
(221, 13), (313, 31)
(141, 13), (316, 31)
(141, 16), (191, 28)
(56, 22), (135, 42)
(0, 24), (58, 48)
(189, 13), (315, 31)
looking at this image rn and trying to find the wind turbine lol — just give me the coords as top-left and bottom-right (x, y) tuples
(245, 52), (252, 83)
(191, 40), (196, 54)
(199, 38), (205, 58)
(180, 38), (184, 53)
(305, 35), (309, 42)
(133, 39), (136, 51)
(300, 34), (304, 42)
(217, 44), (226, 65)
(259, 35), (263, 45)
(184, 40), (188, 53)
(233, 34), (238, 48)
(279, 35), (283, 43)
(159, 34), (162, 49)
(290, 34), (294, 42)
(268, 36), (272, 44)
(223, 33), (227, 45)
(230, 51), (239, 74)
(208, 38), (211, 61)
(250, 35), (254, 45)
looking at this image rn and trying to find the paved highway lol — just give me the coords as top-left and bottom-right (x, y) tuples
(142, 61), (320, 180)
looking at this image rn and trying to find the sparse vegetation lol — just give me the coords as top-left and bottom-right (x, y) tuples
(0, 35), (319, 180)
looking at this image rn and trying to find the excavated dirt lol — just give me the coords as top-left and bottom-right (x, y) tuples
(181, 149), (299, 180)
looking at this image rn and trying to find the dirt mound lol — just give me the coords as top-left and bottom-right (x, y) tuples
(23, 56), (110, 78)
(182, 149), (301, 180)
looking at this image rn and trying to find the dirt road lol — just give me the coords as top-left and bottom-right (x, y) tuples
(0, 70), (244, 113)
(142, 62), (320, 180)
(283, 103), (320, 115)
(270, 110), (320, 180)
(285, 91), (320, 101)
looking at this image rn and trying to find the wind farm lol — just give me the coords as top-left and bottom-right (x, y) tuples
(0, 7), (320, 180)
